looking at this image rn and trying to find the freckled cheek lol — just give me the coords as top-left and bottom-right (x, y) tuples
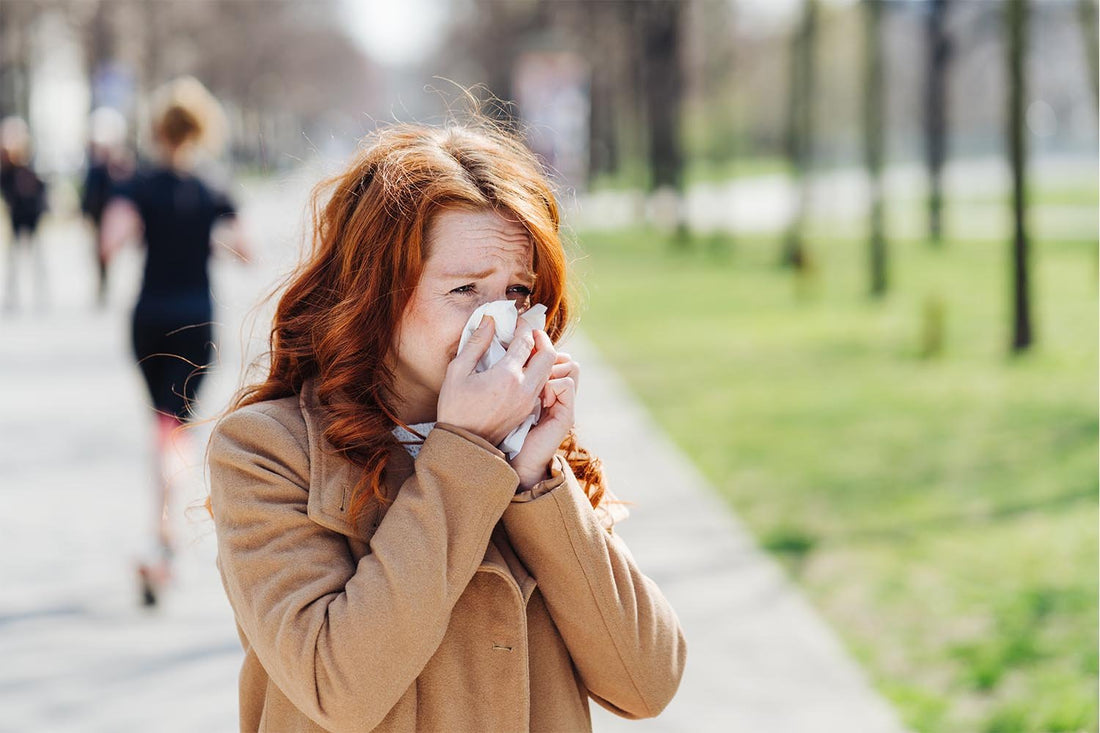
(415, 305), (471, 366)
(415, 298), (487, 367)
(443, 313), (473, 362)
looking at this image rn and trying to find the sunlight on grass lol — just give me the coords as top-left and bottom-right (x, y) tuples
(571, 222), (1098, 733)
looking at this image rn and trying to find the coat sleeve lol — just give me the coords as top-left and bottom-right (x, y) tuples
(209, 407), (519, 732)
(501, 455), (687, 719)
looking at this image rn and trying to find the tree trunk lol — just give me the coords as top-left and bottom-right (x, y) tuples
(86, 1), (113, 111)
(585, 3), (621, 186)
(142, 0), (162, 91)
(1007, 0), (1033, 352)
(627, 2), (650, 184)
(640, 0), (684, 194)
(924, 0), (952, 245)
(0, 4), (36, 120)
(1079, 0), (1099, 111)
(783, 0), (818, 270)
(865, 0), (887, 297)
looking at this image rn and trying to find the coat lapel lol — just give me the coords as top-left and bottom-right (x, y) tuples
(297, 379), (536, 601)
(299, 380), (375, 540)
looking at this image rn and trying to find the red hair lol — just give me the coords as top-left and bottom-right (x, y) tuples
(230, 122), (605, 518)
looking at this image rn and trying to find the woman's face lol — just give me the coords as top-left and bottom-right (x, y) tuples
(389, 207), (536, 424)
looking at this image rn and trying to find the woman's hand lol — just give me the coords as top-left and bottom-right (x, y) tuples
(510, 349), (580, 491)
(437, 316), (555, 447)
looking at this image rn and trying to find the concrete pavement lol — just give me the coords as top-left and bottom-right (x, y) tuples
(0, 169), (905, 732)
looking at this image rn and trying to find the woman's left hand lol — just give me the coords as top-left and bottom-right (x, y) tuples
(510, 342), (580, 491)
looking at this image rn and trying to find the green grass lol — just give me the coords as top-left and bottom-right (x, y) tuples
(571, 224), (1098, 733)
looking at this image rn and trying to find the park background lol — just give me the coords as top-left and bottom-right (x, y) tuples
(0, 1), (1096, 732)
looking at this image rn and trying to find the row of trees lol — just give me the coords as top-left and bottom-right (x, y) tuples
(1, 0), (1093, 354)
(741, 0), (1094, 356)
(0, 0), (376, 168)
(439, 1), (685, 194)
(439, 0), (1097, 354)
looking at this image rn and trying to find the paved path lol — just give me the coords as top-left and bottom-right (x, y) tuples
(0, 169), (904, 732)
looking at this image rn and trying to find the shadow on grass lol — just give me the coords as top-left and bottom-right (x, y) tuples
(763, 486), (1096, 564)
(836, 487), (1097, 546)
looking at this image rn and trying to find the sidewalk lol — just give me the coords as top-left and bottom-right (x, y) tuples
(0, 171), (905, 732)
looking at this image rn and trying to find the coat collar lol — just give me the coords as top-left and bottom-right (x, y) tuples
(298, 379), (412, 540)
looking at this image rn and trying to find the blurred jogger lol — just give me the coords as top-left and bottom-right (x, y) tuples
(81, 107), (134, 307)
(0, 116), (49, 314)
(99, 76), (250, 606)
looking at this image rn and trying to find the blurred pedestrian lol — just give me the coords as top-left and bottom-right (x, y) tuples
(81, 106), (133, 307)
(99, 76), (250, 606)
(0, 116), (49, 314)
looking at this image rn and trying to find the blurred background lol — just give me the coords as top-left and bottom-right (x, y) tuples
(0, 1), (1096, 732)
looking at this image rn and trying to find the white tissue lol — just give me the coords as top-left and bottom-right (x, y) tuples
(456, 300), (548, 459)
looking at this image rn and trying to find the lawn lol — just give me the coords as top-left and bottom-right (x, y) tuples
(571, 217), (1098, 732)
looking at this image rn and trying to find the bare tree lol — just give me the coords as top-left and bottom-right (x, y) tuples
(864, 0), (886, 297)
(65, 0), (375, 164)
(1006, 0), (1033, 352)
(782, 0), (819, 270)
(638, 0), (685, 195)
(585, 2), (642, 187)
(0, 2), (40, 119)
(585, 1), (636, 186)
(1079, 0), (1099, 110)
(446, 0), (548, 126)
(924, 0), (952, 245)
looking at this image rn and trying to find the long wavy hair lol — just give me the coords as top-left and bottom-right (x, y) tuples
(230, 121), (605, 519)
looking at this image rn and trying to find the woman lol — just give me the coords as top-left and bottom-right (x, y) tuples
(0, 116), (49, 313)
(208, 121), (685, 732)
(81, 106), (134, 307)
(100, 76), (249, 605)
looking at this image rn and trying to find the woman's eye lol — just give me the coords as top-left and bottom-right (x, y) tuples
(450, 284), (531, 297)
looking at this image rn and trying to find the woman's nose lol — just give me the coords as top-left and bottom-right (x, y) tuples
(474, 291), (528, 312)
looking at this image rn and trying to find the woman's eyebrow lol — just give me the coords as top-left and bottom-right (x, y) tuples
(444, 267), (536, 281)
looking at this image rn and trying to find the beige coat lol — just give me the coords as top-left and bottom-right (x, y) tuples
(208, 380), (686, 733)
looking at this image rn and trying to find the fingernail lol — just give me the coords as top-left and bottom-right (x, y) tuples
(479, 315), (494, 330)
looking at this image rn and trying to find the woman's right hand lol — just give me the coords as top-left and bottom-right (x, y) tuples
(436, 315), (556, 447)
